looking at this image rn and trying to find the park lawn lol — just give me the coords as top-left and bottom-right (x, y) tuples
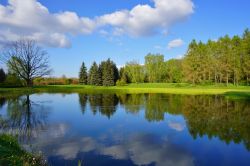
(0, 83), (249, 98)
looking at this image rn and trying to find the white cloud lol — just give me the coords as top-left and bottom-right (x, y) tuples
(168, 121), (185, 131)
(97, 0), (194, 37)
(0, 0), (194, 47)
(0, 0), (95, 48)
(167, 38), (184, 49)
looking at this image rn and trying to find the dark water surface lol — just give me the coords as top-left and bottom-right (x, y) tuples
(0, 93), (250, 166)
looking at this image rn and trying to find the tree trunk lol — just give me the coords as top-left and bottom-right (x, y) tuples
(214, 71), (216, 84)
(209, 71), (211, 82)
(233, 71), (236, 86)
(226, 73), (229, 86)
(26, 79), (33, 87)
(247, 74), (249, 85)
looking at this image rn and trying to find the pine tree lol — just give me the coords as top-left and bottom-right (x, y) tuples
(79, 62), (88, 84)
(88, 62), (101, 86)
(100, 59), (119, 86)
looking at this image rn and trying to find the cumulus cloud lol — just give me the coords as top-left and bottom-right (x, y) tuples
(167, 38), (184, 49)
(0, 0), (95, 47)
(97, 0), (194, 37)
(0, 0), (194, 47)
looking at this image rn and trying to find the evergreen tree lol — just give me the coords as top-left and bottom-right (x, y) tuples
(0, 68), (6, 83)
(100, 59), (119, 86)
(88, 62), (101, 86)
(79, 62), (88, 84)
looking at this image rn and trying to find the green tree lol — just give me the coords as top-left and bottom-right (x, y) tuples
(124, 61), (145, 83)
(145, 54), (165, 82)
(100, 59), (119, 86)
(231, 35), (242, 85)
(119, 67), (128, 83)
(183, 40), (200, 84)
(164, 59), (183, 83)
(242, 29), (250, 85)
(218, 35), (234, 86)
(88, 62), (101, 86)
(79, 62), (88, 85)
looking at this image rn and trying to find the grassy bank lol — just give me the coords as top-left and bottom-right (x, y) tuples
(0, 134), (46, 166)
(0, 83), (250, 97)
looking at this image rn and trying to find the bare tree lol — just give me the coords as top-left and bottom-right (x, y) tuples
(0, 39), (52, 86)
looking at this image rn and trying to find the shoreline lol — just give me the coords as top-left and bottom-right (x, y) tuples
(0, 84), (250, 98)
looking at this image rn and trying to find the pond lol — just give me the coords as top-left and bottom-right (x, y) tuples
(0, 93), (250, 166)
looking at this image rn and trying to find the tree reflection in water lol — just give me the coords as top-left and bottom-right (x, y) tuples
(0, 97), (6, 108)
(79, 94), (119, 118)
(79, 93), (250, 150)
(0, 95), (49, 143)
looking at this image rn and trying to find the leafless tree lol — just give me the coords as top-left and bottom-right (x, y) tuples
(0, 39), (52, 86)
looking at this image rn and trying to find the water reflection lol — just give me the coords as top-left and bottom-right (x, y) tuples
(0, 95), (49, 142)
(79, 94), (119, 118)
(0, 93), (249, 166)
(55, 134), (193, 166)
(0, 97), (6, 108)
(79, 93), (250, 151)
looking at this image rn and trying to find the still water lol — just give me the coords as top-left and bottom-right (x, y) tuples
(0, 93), (250, 166)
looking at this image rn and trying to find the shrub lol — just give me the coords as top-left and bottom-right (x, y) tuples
(116, 79), (127, 86)
(2, 74), (23, 87)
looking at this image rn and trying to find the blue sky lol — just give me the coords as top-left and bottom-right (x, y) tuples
(0, 0), (249, 77)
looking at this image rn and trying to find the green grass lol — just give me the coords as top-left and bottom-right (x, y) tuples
(0, 134), (46, 166)
(0, 83), (249, 97)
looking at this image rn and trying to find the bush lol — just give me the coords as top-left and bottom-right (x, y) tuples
(2, 74), (23, 87)
(116, 79), (127, 86)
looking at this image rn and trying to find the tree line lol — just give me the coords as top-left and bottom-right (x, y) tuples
(0, 29), (249, 87)
(183, 29), (250, 85)
(79, 59), (119, 86)
(78, 28), (249, 86)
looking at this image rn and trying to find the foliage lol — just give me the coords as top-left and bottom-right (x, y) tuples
(164, 59), (183, 83)
(2, 73), (23, 87)
(79, 62), (88, 85)
(33, 77), (78, 85)
(145, 54), (165, 82)
(124, 61), (145, 83)
(100, 59), (119, 86)
(116, 79), (127, 86)
(88, 62), (102, 86)
(183, 29), (250, 85)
